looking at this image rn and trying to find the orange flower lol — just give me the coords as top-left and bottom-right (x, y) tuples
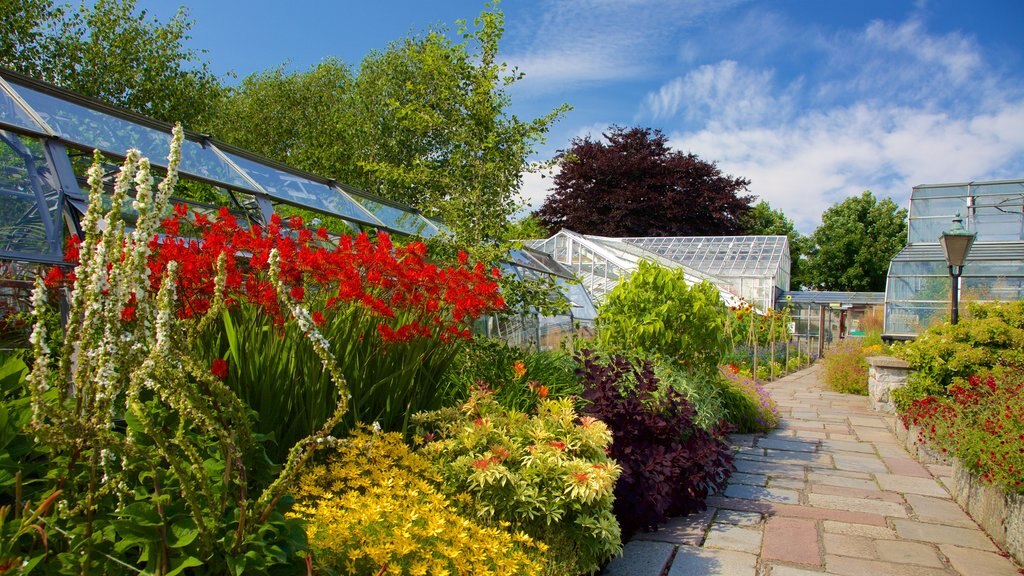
(538, 385), (549, 399)
(512, 361), (527, 380)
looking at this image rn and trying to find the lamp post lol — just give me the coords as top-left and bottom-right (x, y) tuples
(938, 213), (977, 325)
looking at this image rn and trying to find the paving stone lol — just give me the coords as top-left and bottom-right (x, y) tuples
(810, 467), (874, 479)
(707, 497), (886, 527)
(703, 523), (762, 554)
(758, 437), (820, 453)
(807, 473), (879, 491)
(827, 433), (858, 441)
(822, 532), (875, 558)
(822, 520), (896, 539)
(848, 416), (887, 428)
(904, 493), (976, 528)
(767, 566), (828, 576)
(926, 463), (953, 477)
(602, 540), (675, 576)
(874, 474), (949, 498)
(667, 547), (757, 576)
(891, 518), (999, 551)
(768, 477), (806, 491)
(873, 539), (943, 567)
(882, 457), (932, 478)
(724, 484), (799, 504)
(825, 554), (951, 576)
(806, 493), (908, 517)
(873, 443), (910, 458)
(939, 544), (1021, 576)
(730, 434), (760, 448)
(793, 430), (827, 440)
(854, 429), (896, 442)
(728, 472), (768, 487)
(820, 439), (875, 454)
(832, 453), (890, 474)
(714, 509), (763, 527)
(734, 459), (806, 478)
(765, 449), (831, 465)
(735, 447), (767, 458)
(633, 507), (716, 546)
(810, 483), (904, 503)
(763, 517), (821, 566)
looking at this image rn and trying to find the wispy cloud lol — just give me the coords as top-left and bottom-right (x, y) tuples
(643, 14), (1024, 233)
(504, 0), (746, 93)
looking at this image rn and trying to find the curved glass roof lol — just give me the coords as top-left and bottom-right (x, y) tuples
(0, 68), (438, 239)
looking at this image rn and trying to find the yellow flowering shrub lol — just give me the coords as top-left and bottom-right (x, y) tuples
(413, 391), (622, 575)
(292, 428), (547, 575)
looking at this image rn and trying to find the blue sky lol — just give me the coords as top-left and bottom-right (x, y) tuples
(147, 0), (1024, 233)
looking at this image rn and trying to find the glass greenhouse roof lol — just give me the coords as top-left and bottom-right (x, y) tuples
(621, 235), (789, 277)
(0, 68), (439, 239)
(527, 229), (748, 308)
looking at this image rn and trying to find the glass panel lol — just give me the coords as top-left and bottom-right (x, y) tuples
(352, 195), (433, 236)
(222, 151), (375, 224)
(972, 208), (1023, 241)
(8, 81), (253, 190)
(910, 196), (966, 219)
(0, 134), (60, 256)
(962, 276), (1024, 302)
(0, 86), (44, 132)
(972, 182), (1024, 196)
(912, 185), (969, 199)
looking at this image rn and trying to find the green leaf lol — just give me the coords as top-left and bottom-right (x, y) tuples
(167, 517), (198, 548)
(167, 555), (203, 576)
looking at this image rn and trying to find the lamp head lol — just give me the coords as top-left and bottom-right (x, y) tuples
(938, 213), (976, 268)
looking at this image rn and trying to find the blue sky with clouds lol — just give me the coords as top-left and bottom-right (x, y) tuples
(151, 0), (1024, 233)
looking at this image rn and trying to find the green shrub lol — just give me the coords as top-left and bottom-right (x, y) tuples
(893, 300), (1024, 410)
(821, 339), (882, 395)
(292, 428), (548, 575)
(440, 337), (580, 411)
(413, 391), (621, 575)
(597, 261), (729, 375)
(654, 361), (730, 430)
(717, 368), (779, 432)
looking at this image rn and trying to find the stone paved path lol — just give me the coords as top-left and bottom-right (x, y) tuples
(602, 363), (1022, 576)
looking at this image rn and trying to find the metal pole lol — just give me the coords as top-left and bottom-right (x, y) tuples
(949, 265), (961, 325)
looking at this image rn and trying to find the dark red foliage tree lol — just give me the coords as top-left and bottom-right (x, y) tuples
(537, 126), (754, 236)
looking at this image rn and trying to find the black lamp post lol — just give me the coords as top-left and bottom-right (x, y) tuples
(938, 213), (976, 325)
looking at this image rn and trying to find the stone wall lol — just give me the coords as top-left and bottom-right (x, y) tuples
(952, 459), (1024, 566)
(866, 356), (911, 413)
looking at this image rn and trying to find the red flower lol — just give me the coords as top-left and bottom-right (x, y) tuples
(120, 306), (136, 322)
(211, 358), (229, 380)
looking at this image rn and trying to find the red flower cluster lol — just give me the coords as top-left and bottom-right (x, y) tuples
(903, 373), (1024, 492)
(57, 206), (505, 345)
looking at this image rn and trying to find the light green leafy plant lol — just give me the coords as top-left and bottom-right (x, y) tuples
(597, 260), (729, 376)
(413, 391), (621, 576)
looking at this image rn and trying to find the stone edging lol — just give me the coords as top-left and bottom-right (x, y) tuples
(890, 417), (1024, 566)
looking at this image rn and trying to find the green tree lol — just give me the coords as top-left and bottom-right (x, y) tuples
(740, 200), (811, 289)
(209, 59), (359, 183)
(0, 0), (222, 126)
(213, 3), (567, 247)
(805, 191), (907, 291)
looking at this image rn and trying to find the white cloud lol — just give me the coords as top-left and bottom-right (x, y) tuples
(641, 14), (1024, 234)
(642, 60), (789, 127)
(516, 165), (559, 215)
(504, 0), (748, 94)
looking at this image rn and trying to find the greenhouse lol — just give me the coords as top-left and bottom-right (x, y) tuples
(0, 68), (594, 348)
(883, 179), (1024, 339)
(527, 229), (791, 311)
